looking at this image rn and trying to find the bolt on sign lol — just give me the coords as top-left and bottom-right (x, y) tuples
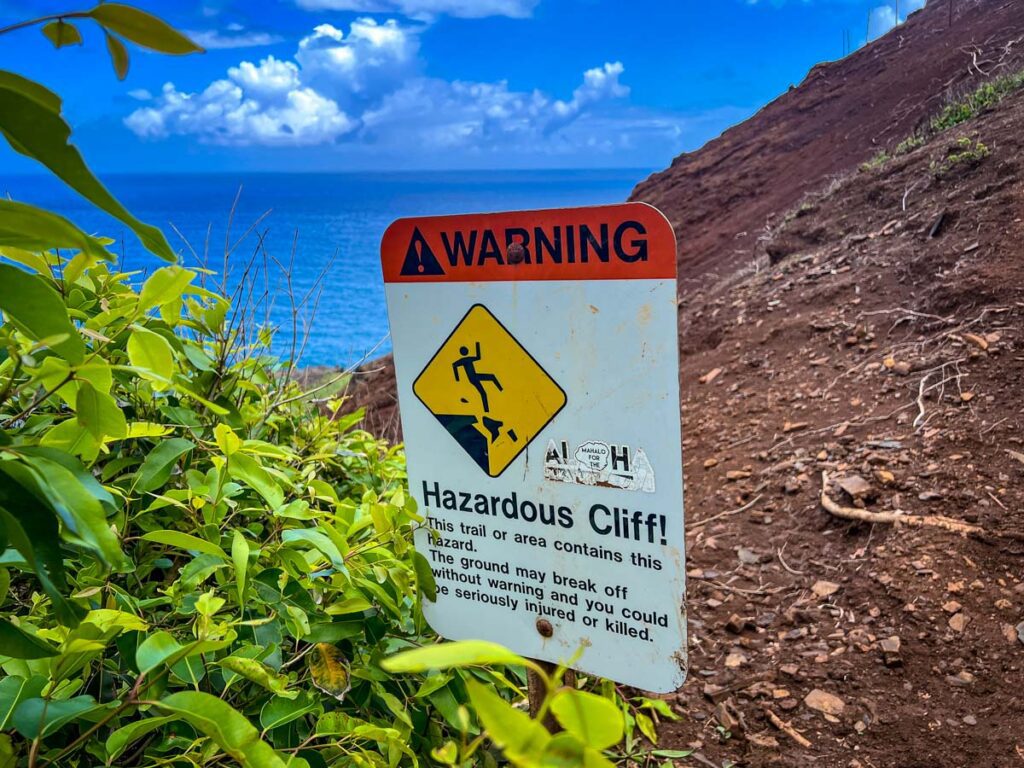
(381, 203), (686, 692)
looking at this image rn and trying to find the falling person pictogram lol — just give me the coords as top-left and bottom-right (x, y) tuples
(413, 304), (565, 477)
(452, 342), (507, 442)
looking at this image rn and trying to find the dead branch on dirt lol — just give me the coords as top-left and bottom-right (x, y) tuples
(820, 471), (983, 536)
(777, 544), (805, 576)
(763, 707), (812, 748)
(686, 495), (763, 531)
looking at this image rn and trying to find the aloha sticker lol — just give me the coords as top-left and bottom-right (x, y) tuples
(543, 439), (655, 493)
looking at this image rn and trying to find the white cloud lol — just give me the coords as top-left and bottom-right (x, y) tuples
(124, 18), (682, 161)
(124, 55), (355, 146)
(127, 88), (152, 101)
(185, 27), (284, 49)
(295, 20), (418, 107)
(292, 0), (537, 20)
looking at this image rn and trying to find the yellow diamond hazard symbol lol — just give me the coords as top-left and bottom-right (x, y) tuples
(414, 304), (567, 478)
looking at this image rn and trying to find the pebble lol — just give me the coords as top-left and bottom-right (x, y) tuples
(812, 580), (841, 598)
(804, 688), (845, 716)
(963, 715), (977, 726)
(948, 613), (970, 633)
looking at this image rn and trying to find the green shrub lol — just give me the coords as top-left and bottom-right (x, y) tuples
(929, 69), (1024, 134)
(859, 149), (890, 172)
(930, 136), (991, 176)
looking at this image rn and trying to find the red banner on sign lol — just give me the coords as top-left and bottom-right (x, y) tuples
(381, 202), (676, 283)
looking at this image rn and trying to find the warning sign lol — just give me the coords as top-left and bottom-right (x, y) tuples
(382, 203), (686, 693)
(414, 305), (566, 477)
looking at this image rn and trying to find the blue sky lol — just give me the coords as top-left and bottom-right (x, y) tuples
(0, 0), (925, 173)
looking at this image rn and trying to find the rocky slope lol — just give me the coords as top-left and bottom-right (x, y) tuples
(630, 0), (1024, 291)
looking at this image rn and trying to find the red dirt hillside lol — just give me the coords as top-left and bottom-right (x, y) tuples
(631, 0), (1024, 290)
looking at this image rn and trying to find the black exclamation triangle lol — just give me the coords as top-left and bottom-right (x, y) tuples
(400, 227), (445, 277)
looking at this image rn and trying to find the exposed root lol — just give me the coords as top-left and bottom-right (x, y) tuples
(820, 471), (984, 536)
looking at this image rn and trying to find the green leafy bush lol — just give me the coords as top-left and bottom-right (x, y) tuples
(0, 7), (671, 767)
(0, 243), (532, 766)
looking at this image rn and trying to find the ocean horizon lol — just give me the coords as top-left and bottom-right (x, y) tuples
(5, 169), (649, 367)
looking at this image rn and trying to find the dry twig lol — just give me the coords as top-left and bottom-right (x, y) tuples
(763, 707), (812, 748)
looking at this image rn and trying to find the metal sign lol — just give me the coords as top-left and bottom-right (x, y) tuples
(381, 203), (686, 692)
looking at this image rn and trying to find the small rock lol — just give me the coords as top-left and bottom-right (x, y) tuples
(812, 580), (841, 598)
(947, 581), (964, 594)
(725, 614), (748, 634)
(948, 613), (970, 633)
(746, 732), (779, 749)
(724, 652), (747, 669)
(918, 490), (944, 501)
(874, 469), (895, 485)
(779, 697), (799, 711)
(804, 689), (845, 716)
(1017, 621), (1024, 645)
(703, 458), (719, 469)
(942, 600), (962, 614)
(726, 470), (752, 481)
(783, 421), (809, 433)
(879, 636), (901, 654)
(963, 714), (977, 726)
(837, 474), (873, 500)
(773, 688), (790, 699)
(893, 361), (912, 376)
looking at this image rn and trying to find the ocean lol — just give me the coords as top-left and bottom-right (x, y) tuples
(7, 170), (647, 367)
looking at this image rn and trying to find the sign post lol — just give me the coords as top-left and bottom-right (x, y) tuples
(381, 202), (687, 694)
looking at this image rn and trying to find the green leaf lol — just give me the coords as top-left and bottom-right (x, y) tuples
(135, 630), (182, 675)
(466, 679), (550, 764)
(413, 550), (437, 602)
(105, 714), (176, 763)
(0, 481), (84, 627)
(76, 380), (127, 440)
(230, 452), (284, 509)
(154, 691), (287, 768)
(0, 619), (58, 659)
(0, 261), (85, 364)
(104, 32), (130, 80)
(139, 265), (195, 310)
(0, 200), (110, 266)
(134, 437), (193, 492)
(41, 20), (82, 48)
(260, 693), (319, 732)
(382, 640), (527, 673)
(307, 644), (350, 702)
(549, 690), (624, 750)
(127, 327), (174, 385)
(88, 4), (204, 54)
(136, 631), (231, 675)
(232, 530), (249, 604)
(215, 423), (241, 456)
(219, 657), (296, 699)
(141, 530), (227, 559)
(0, 676), (46, 731)
(1, 455), (130, 572)
(11, 695), (100, 739)
(0, 71), (175, 261)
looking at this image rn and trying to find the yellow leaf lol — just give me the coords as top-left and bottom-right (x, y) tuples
(308, 643), (350, 701)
